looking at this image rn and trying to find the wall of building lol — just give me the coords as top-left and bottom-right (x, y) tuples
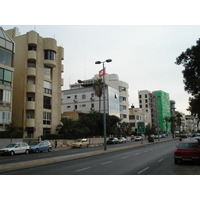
(6, 28), (64, 139)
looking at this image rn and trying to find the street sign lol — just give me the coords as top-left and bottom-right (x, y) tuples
(137, 122), (145, 133)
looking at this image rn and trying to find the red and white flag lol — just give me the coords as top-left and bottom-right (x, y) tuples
(99, 68), (106, 77)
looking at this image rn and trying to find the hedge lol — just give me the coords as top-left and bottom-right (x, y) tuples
(0, 131), (23, 138)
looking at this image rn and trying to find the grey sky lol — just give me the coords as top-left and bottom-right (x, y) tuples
(2, 25), (199, 114)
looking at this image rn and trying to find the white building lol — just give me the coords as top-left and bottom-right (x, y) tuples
(62, 85), (120, 119)
(94, 74), (129, 122)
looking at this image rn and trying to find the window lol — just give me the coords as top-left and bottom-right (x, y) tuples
(27, 112), (34, 119)
(43, 112), (51, 125)
(44, 81), (52, 94)
(44, 50), (56, 61)
(0, 111), (10, 124)
(44, 65), (52, 80)
(0, 68), (12, 86)
(28, 44), (36, 51)
(0, 47), (13, 67)
(139, 95), (142, 98)
(0, 89), (11, 103)
(82, 94), (86, 99)
(119, 86), (126, 92)
(28, 60), (36, 68)
(74, 105), (77, 110)
(43, 96), (51, 109)
(145, 94), (148, 98)
(120, 105), (126, 111)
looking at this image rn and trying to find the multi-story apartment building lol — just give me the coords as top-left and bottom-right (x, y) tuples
(94, 74), (129, 122)
(138, 90), (152, 126)
(129, 105), (148, 133)
(0, 27), (15, 131)
(139, 90), (171, 133)
(62, 84), (120, 120)
(6, 27), (64, 139)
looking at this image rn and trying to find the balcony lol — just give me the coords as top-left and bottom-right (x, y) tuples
(28, 31), (37, 44)
(26, 118), (35, 127)
(28, 50), (37, 60)
(27, 67), (36, 77)
(43, 59), (56, 68)
(27, 84), (36, 93)
(26, 101), (35, 110)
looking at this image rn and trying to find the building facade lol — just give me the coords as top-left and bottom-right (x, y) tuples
(6, 27), (64, 138)
(62, 85), (120, 120)
(139, 90), (171, 133)
(129, 105), (148, 133)
(0, 27), (15, 131)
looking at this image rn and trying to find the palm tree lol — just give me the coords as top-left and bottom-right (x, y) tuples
(56, 118), (77, 135)
(93, 78), (103, 112)
(165, 116), (176, 138)
(176, 112), (182, 133)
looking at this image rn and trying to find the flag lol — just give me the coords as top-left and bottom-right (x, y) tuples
(99, 68), (106, 77)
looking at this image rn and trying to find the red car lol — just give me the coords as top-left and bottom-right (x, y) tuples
(174, 142), (200, 164)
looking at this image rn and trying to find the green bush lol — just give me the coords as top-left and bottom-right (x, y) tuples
(0, 131), (23, 138)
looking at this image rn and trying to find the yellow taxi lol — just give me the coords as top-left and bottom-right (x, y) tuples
(71, 138), (89, 148)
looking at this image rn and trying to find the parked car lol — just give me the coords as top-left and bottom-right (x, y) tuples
(29, 140), (52, 153)
(72, 138), (89, 148)
(0, 142), (30, 156)
(118, 137), (127, 143)
(135, 136), (143, 141)
(174, 141), (200, 164)
(107, 137), (119, 144)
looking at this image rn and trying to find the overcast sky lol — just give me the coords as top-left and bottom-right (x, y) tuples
(2, 25), (200, 114)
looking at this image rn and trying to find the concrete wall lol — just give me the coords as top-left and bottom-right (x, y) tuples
(0, 139), (23, 149)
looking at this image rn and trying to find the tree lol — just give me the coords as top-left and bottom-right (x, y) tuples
(5, 123), (18, 143)
(56, 118), (79, 138)
(175, 38), (200, 96)
(165, 116), (176, 138)
(93, 78), (103, 112)
(176, 112), (182, 133)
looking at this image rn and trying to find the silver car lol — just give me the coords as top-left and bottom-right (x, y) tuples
(0, 142), (30, 156)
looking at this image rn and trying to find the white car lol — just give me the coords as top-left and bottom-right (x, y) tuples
(0, 142), (30, 156)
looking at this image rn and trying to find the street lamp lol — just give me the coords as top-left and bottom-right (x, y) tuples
(95, 59), (112, 150)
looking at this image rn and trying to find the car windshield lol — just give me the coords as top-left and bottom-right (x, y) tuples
(74, 139), (82, 142)
(6, 144), (17, 148)
(178, 143), (199, 149)
(30, 141), (40, 145)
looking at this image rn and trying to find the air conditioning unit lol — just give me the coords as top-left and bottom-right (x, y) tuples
(90, 108), (95, 111)
(90, 97), (94, 100)
(73, 99), (77, 102)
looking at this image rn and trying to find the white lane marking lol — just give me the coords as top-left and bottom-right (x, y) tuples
(138, 167), (149, 174)
(101, 161), (112, 165)
(157, 158), (164, 163)
(144, 150), (149, 152)
(135, 153), (140, 155)
(76, 167), (91, 172)
(121, 156), (129, 159)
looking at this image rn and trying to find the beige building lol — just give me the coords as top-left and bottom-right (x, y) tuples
(0, 27), (15, 131)
(6, 27), (64, 139)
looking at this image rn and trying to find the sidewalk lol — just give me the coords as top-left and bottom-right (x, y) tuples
(0, 138), (191, 174)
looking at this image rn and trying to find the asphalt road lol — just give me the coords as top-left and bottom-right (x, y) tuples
(0, 139), (152, 165)
(3, 139), (199, 175)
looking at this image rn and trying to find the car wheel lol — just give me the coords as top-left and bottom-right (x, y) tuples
(25, 149), (29, 154)
(48, 147), (52, 152)
(174, 159), (178, 164)
(87, 144), (89, 148)
(35, 148), (39, 153)
(79, 145), (82, 148)
(10, 151), (15, 156)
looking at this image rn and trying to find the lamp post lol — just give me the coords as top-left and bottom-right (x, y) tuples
(95, 59), (112, 150)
